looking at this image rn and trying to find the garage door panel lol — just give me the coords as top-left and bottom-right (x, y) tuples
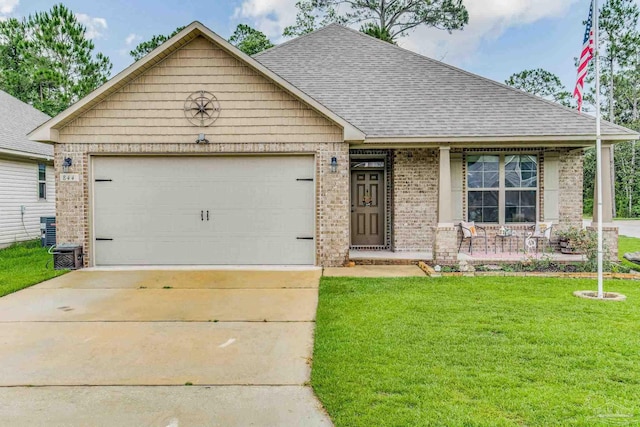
(93, 156), (315, 265)
(213, 209), (313, 233)
(206, 182), (312, 210)
(95, 213), (205, 237)
(95, 234), (314, 265)
(94, 184), (203, 209)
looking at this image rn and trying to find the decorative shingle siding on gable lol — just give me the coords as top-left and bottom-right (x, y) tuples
(58, 36), (342, 145)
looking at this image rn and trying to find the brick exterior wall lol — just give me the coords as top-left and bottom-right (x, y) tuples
(587, 226), (619, 261)
(434, 226), (457, 264)
(392, 148), (438, 252)
(54, 142), (349, 267)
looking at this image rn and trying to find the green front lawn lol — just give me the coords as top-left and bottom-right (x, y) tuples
(313, 277), (640, 426)
(0, 240), (67, 297)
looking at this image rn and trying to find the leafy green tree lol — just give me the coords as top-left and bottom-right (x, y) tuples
(229, 24), (274, 55)
(599, 0), (640, 217)
(0, 18), (34, 102)
(283, 0), (468, 43)
(130, 26), (185, 61)
(581, 0), (640, 217)
(0, 4), (112, 116)
(600, 0), (640, 121)
(505, 68), (574, 108)
(359, 22), (395, 43)
(283, 1), (346, 37)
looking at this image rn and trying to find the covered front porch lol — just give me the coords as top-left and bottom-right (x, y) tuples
(347, 143), (618, 266)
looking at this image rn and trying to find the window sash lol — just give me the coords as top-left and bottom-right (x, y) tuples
(466, 154), (538, 224)
(38, 164), (46, 200)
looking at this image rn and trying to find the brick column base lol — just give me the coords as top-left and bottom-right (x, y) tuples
(434, 226), (458, 265)
(586, 225), (618, 262)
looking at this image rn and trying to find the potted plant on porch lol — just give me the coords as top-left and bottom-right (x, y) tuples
(556, 226), (596, 255)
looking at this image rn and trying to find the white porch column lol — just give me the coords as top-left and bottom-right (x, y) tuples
(435, 146), (457, 263)
(589, 143), (619, 261)
(438, 146), (453, 226)
(592, 143), (614, 225)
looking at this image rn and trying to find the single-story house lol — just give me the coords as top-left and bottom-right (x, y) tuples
(0, 90), (54, 248)
(29, 22), (639, 267)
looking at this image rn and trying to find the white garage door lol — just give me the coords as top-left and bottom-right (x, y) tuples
(92, 156), (315, 265)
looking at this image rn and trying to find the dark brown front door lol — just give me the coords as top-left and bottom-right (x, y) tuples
(351, 170), (384, 246)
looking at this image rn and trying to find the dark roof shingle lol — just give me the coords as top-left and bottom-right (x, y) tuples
(0, 90), (52, 157)
(256, 24), (637, 140)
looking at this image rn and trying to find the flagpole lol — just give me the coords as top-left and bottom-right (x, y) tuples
(594, 0), (604, 298)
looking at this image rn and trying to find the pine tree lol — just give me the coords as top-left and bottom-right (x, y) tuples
(0, 4), (112, 116)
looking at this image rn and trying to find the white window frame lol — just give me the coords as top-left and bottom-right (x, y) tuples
(38, 163), (47, 200)
(466, 153), (539, 224)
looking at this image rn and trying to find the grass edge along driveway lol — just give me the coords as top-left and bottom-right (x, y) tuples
(312, 276), (640, 426)
(0, 240), (67, 298)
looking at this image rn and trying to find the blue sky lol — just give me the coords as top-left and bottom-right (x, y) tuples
(0, 0), (601, 93)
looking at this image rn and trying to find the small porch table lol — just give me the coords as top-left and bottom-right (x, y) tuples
(495, 232), (521, 254)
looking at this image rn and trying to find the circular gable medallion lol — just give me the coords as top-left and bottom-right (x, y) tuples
(184, 90), (221, 127)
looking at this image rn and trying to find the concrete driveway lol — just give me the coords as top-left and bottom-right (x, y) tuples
(583, 219), (640, 238)
(0, 269), (332, 426)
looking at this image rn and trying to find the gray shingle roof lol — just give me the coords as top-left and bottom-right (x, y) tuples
(0, 90), (52, 157)
(255, 24), (638, 140)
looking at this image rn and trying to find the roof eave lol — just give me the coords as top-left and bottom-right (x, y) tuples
(28, 22), (365, 144)
(28, 127), (59, 144)
(0, 147), (54, 161)
(355, 133), (640, 147)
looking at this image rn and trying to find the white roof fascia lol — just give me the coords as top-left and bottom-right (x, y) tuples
(0, 147), (54, 161)
(359, 133), (640, 146)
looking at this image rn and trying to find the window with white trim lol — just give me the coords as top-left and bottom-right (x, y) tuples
(467, 154), (538, 223)
(38, 164), (46, 200)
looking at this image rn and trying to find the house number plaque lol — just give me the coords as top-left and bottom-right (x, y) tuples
(60, 173), (80, 182)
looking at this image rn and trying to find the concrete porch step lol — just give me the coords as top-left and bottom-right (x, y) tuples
(349, 250), (433, 265)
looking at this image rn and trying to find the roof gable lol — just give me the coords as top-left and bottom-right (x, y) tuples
(29, 22), (365, 143)
(0, 90), (52, 158)
(256, 24), (639, 142)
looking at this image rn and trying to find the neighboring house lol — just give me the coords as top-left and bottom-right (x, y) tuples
(29, 22), (639, 267)
(0, 90), (54, 248)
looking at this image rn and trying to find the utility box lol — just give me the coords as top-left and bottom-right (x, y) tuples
(53, 244), (83, 270)
(40, 216), (56, 247)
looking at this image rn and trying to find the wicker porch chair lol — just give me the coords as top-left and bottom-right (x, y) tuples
(458, 221), (488, 254)
(526, 221), (554, 253)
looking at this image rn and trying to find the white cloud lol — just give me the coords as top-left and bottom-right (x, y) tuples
(75, 13), (108, 40)
(0, 0), (18, 15)
(400, 0), (580, 65)
(236, 0), (580, 61)
(125, 33), (141, 46)
(234, 0), (298, 41)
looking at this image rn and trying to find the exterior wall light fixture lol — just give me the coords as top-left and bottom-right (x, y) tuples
(196, 133), (209, 144)
(62, 157), (72, 172)
(330, 156), (338, 173)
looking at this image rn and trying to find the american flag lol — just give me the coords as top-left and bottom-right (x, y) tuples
(574, 2), (595, 111)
